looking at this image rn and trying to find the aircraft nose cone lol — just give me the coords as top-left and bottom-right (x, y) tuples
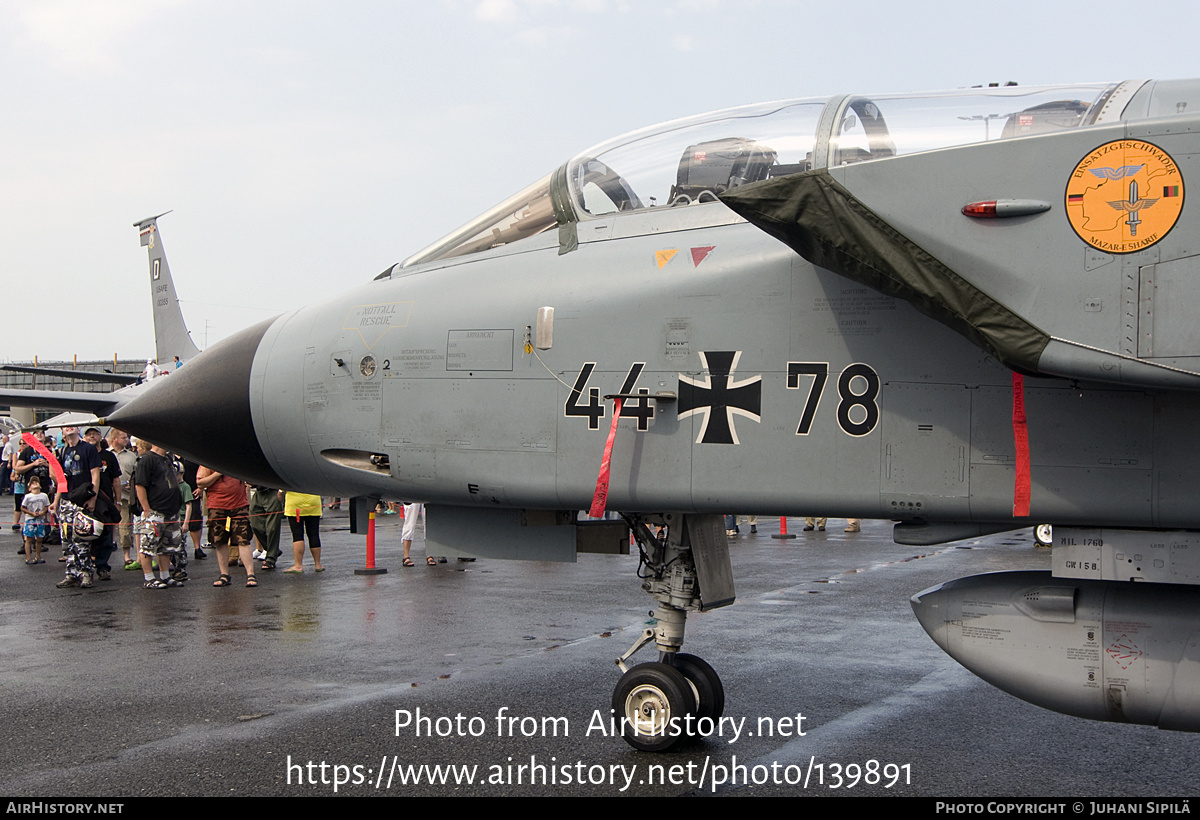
(107, 318), (285, 487)
(910, 581), (950, 651)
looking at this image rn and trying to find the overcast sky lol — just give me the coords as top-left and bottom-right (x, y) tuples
(2, 0), (1198, 362)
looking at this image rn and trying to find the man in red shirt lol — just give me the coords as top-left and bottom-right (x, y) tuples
(195, 466), (255, 587)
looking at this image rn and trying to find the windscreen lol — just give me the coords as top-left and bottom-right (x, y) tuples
(569, 100), (827, 216)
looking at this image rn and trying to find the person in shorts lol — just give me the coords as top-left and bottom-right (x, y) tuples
(196, 467), (254, 587)
(133, 440), (184, 589)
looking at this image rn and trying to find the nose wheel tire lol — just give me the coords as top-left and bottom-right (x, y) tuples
(672, 653), (724, 721)
(613, 662), (692, 752)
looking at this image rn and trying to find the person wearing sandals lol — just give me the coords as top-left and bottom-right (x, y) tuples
(133, 440), (185, 589)
(196, 466), (255, 587)
(401, 502), (436, 567)
(281, 491), (323, 573)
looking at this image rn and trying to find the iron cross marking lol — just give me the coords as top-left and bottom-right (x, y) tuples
(677, 351), (762, 444)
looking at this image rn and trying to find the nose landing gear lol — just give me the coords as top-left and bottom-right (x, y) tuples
(612, 513), (734, 751)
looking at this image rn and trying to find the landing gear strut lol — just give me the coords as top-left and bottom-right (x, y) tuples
(613, 513), (734, 751)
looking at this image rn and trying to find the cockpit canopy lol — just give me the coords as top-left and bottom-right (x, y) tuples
(401, 80), (1190, 269)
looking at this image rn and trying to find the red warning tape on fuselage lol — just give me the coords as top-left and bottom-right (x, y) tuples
(1012, 372), (1031, 517)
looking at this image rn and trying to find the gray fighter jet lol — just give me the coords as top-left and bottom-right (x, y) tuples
(7, 79), (1200, 750)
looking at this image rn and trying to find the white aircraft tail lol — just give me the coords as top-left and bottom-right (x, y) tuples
(134, 212), (202, 366)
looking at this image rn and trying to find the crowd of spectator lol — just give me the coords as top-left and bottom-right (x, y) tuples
(1, 426), (337, 591)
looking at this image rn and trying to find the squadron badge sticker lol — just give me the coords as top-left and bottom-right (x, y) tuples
(1065, 139), (1184, 253)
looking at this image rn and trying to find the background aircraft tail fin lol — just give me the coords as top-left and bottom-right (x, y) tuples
(133, 211), (203, 366)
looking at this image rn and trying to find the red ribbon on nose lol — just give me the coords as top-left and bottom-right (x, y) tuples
(589, 399), (622, 518)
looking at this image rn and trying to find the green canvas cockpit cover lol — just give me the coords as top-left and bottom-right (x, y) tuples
(720, 170), (1050, 374)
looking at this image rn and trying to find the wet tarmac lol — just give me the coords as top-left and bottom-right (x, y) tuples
(1, 510), (1197, 797)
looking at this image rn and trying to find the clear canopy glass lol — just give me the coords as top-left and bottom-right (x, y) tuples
(403, 83), (1118, 267)
(568, 99), (826, 216)
(829, 84), (1113, 165)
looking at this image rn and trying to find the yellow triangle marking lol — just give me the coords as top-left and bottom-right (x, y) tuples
(655, 249), (678, 269)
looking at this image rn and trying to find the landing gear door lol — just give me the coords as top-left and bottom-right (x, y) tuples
(686, 514), (735, 610)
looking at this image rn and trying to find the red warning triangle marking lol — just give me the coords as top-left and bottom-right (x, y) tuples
(691, 246), (715, 267)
